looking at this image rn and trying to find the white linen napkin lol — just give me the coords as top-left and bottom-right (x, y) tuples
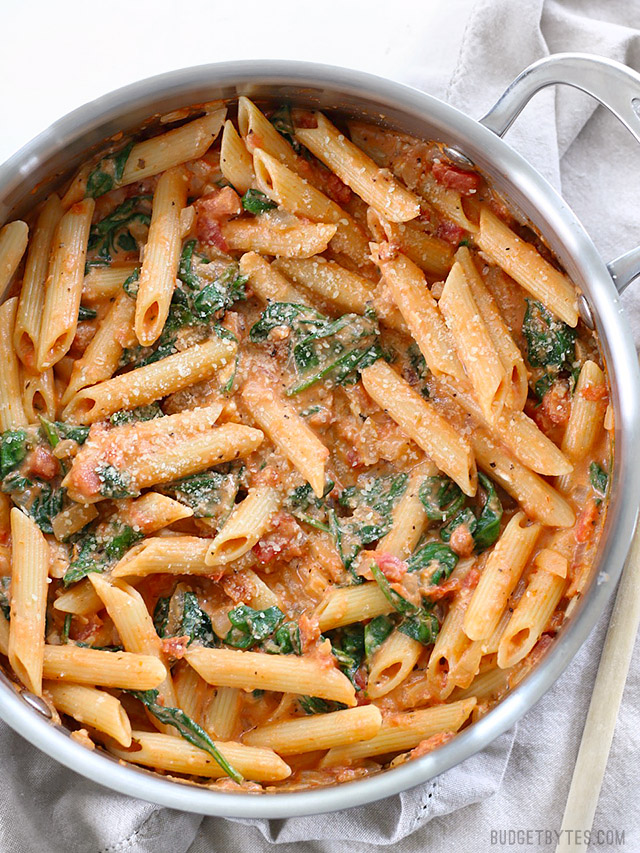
(0, 1), (639, 851)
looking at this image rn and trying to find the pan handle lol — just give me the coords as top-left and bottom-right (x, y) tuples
(479, 52), (640, 294)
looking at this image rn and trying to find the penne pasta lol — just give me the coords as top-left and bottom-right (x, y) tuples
(321, 699), (477, 765)
(456, 246), (528, 410)
(497, 567), (567, 669)
(8, 509), (49, 695)
(296, 113), (420, 222)
(0, 298), (28, 429)
(0, 220), (29, 293)
(220, 119), (256, 194)
(108, 730), (291, 782)
(361, 360), (477, 496)
(471, 429), (575, 528)
(242, 378), (329, 498)
(14, 196), (63, 367)
(135, 166), (188, 346)
(373, 247), (465, 382)
(36, 198), (95, 371)
(238, 252), (305, 304)
(62, 290), (137, 404)
(42, 645), (167, 690)
(477, 207), (579, 327)
(44, 681), (132, 747)
(186, 646), (357, 707)
(273, 257), (374, 317)
(205, 487), (280, 565)
(62, 336), (235, 424)
(244, 705), (382, 753)
(463, 512), (540, 642)
(81, 263), (138, 304)
(254, 148), (370, 264)
(220, 216), (337, 258)
(439, 261), (508, 423)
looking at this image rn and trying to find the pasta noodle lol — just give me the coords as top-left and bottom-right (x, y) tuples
(0, 95), (609, 793)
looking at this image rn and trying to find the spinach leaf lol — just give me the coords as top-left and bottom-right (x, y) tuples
(27, 483), (64, 534)
(398, 610), (439, 646)
(263, 621), (302, 655)
(288, 314), (380, 395)
(39, 419), (90, 448)
(590, 462), (608, 500)
(178, 241), (200, 290)
(180, 591), (218, 646)
(364, 614), (394, 660)
(0, 429), (28, 476)
(224, 605), (285, 649)
(327, 624), (365, 686)
(61, 613), (72, 643)
(370, 561), (418, 615)
(96, 464), (137, 499)
(63, 523), (143, 586)
(87, 196), (150, 261)
(439, 474), (502, 552)
(110, 404), (163, 426)
(407, 542), (458, 585)
(86, 141), (134, 198)
(153, 596), (170, 637)
(249, 302), (326, 342)
(419, 476), (464, 522)
(298, 696), (347, 715)
(241, 189), (277, 214)
(285, 481), (332, 532)
(128, 689), (242, 783)
(269, 104), (302, 153)
(0, 577), (10, 621)
(407, 342), (430, 398)
(192, 266), (247, 319)
(78, 305), (97, 321)
(161, 467), (240, 518)
(473, 474), (503, 550)
(123, 267), (140, 298)
(523, 299), (576, 369)
(440, 507), (477, 544)
(333, 474), (408, 570)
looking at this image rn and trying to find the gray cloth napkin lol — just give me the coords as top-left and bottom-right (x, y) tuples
(2, 1), (640, 851)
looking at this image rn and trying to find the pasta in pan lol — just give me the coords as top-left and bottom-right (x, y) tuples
(0, 97), (610, 790)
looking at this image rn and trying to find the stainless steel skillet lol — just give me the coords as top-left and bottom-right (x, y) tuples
(0, 52), (638, 818)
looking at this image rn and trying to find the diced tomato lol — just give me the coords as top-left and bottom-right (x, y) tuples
(422, 576), (462, 601)
(449, 523), (475, 557)
(298, 611), (321, 652)
(375, 553), (408, 583)
(324, 172), (352, 206)
(575, 499), (599, 544)
(346, 448), (361, 468)
(196, 217), (228, 251)
(435, 220), (466, 245)
(195, 187), (242, 250)
(432, 161), (481, 196)
(73, 614), (103, 643)
(252, 512), (304, 565)
(409, 730), (456, 758)
(161, 635), (189, 660)
(24, 446), (59, 480)
(540, 381), (571, 426)
(294, 111), (318, 129)
(581, 383), (608, 402)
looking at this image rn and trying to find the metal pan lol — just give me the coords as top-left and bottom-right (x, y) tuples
(0, 53), (638, 818)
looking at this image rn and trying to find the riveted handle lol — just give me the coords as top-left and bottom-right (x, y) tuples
(480, 52), (640, 293)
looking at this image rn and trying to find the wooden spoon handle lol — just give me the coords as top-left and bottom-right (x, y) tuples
(555, 517), (640, 853)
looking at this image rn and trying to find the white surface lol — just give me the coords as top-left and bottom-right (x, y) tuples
(1, 1), (640, 852)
